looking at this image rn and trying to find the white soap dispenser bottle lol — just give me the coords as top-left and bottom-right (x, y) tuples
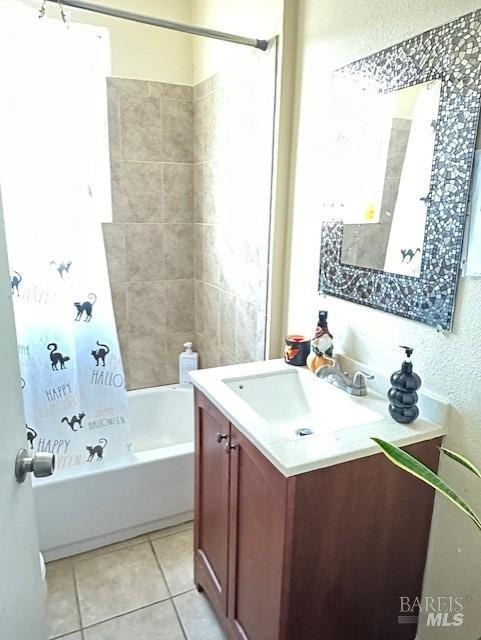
(179, 342), (199, 385)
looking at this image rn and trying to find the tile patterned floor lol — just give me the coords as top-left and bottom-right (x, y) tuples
(46, 522), (227, 640)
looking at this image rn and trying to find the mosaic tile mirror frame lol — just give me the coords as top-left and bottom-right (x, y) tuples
(318, 10), (481, 330)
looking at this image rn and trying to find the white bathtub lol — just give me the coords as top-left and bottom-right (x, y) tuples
(33, 385), (195, 561)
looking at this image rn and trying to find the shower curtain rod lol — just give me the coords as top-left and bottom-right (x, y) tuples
(45, 0), (269, 51)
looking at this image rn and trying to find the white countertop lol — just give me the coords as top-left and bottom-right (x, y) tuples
(190, 359), (447, 478)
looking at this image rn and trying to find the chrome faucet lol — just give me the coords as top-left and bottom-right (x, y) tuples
(315, 362), (374, 396)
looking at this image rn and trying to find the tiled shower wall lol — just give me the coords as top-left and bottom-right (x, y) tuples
(103, 77), (195, 390)
(104, 60), (275, 389)
(192, 73), (271, 368)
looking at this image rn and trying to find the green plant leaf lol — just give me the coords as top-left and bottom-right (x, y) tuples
(371, 438), (481, 532)
(441, 447), (481, 479)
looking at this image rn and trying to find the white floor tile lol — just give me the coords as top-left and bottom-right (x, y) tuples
(83, 601), (184, 640)
(152, 530), (194, 595)
(174, 589), (227, 639)
(46, 561), (81, 639)
(75, 542), (169, 627)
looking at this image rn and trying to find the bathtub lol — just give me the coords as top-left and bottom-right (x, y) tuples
(33, 385), (195, 561)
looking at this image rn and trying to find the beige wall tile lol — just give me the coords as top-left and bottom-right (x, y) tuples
(127, 335), (167, 389)
(125, 223), (164, 282)
(165, 280), (195, 332)
(107, 78), (151, 170)
(120, 96), (163, 162)
(219, 291), (236, 357)
(163, 164), (193, 223)
(235, 300), (263, 363)
(102, 223), (127, 284)
(163, 99), (193, 163)
(127, 281), (166, 338)
(108, 77), (150, 101)
(203, 224), (221, 287)
(218, 350), (237, 367)
(203, 251), (221, 288)
(193, 162), (217, 223)
(193, 223), (204, 279)
(75, 543), (169, 627)
(193, 91), (219, 163)
(107, 92), (121, 162)
(193, 164), (203, 222)
(106, 72), (271, 387)
(111, 161), (163, 223)
(106, 78), (199, 390)
(194, 332), (219, 369)
(191, 68), (273, 368)
(151, 81), (193, 101)
(110, 282), (128, 335)
(193, 74), (219, 101)
(195, 282), (219, 342)
(164, 224), (194, 279)
(83, 601), (184, 640)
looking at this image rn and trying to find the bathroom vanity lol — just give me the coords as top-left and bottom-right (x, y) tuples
(191, 360), (446, 640)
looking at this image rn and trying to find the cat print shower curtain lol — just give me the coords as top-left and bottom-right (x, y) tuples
(0, 3), (131, 476)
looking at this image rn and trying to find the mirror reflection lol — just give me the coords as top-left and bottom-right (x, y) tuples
(323, 79), (441, 277)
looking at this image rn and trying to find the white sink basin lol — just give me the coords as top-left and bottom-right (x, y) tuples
(191, 358), (447, 476)
(224, 368), (384, 440)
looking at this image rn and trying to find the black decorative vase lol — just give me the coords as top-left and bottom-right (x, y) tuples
(388, 346), (422, 424)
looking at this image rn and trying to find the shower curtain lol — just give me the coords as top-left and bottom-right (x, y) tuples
(0, 2), (131, 475)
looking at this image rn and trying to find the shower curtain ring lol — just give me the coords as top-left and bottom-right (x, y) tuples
(38, 0), (47, 19)
(57, 0), (67, 23)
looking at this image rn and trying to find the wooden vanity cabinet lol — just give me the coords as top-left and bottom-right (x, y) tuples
(194, 389), (231, 615)
(194, 389), (441, 640)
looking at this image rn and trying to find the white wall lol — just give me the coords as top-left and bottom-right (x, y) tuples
(288, 2), (481, 638)
(192, 0), (283, 83)
(22, 0), (193, 83)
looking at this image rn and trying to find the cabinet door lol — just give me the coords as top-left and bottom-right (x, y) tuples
(194, 391), (231, 615)
(228, 426), (288, 640)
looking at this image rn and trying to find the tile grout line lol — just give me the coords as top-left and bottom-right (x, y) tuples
(149, 537), (189, 640)
(49, 524), (193, 569)
(171, 595), (190, 640)
(47, 527), (194, 637)
(113, 159), (194, 166)
(79, 595), (173, 634)
(71, 561), (84, 637)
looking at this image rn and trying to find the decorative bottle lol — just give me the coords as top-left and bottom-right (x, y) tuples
(388, 346), (422, 424)
(306, 310), (335, 373)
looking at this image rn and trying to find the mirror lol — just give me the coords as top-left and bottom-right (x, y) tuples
(319, 10), (481, 330)
(330, 80), (441, 277)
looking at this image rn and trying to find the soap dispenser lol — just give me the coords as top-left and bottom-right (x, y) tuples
(179, 342), (198, 385)
(388, 346), (422, 424)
